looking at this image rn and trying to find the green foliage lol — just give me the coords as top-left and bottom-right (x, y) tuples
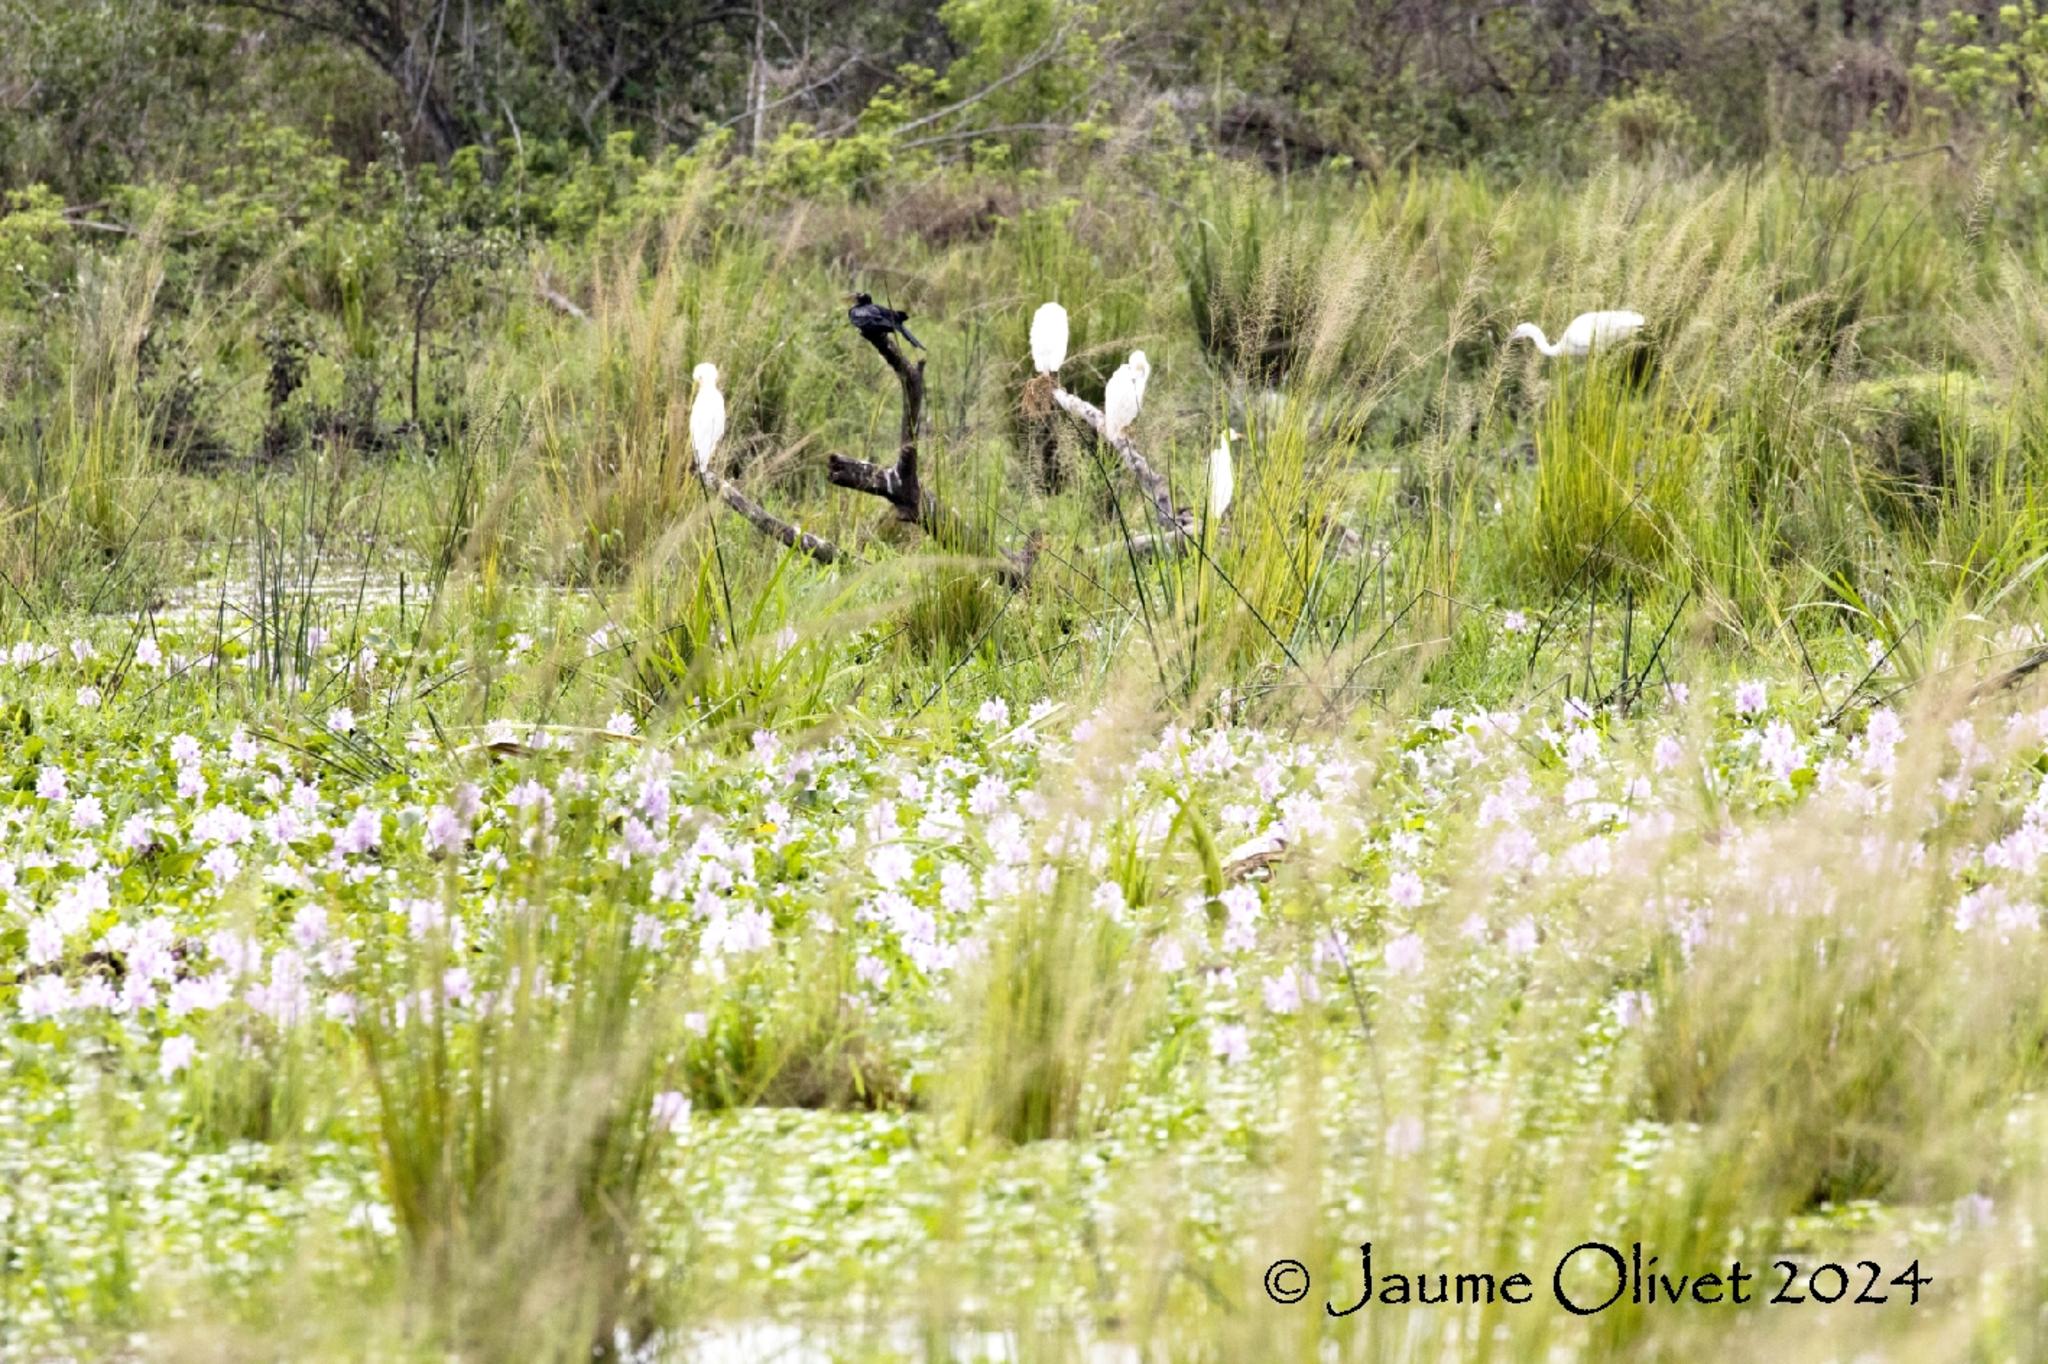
(1518, 363), (1700, 590)
(0, 185), (68, 311)
(935, 0), (1103, 130)
(1594, 85), (1706, 165)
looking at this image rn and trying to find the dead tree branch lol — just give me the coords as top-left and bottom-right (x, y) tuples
(827, 329), (1040, 588)
(550, 288), (1041, 583)
(534, 270), (588, 321)
(1050, 386), (1194, 540)
(692, 460), (840, 566)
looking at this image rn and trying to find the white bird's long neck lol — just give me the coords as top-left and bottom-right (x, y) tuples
(1529, 329), (1561, 357)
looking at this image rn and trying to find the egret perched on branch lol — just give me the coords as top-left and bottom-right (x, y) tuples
(1507, 310), (1646, 358)
(1030, 302), (1068, 375)
(1102, 350), (1149, 440)
(1206, 429), (1238, 524)
(689, 362), (724, 473)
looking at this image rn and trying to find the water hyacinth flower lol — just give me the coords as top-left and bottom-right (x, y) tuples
(1951, 1192), (1997, 1233)
(1387, 870), (1425, 910)
(200, 846), (241, 884)
(650, 1090), (691, 1134)
(70, 795), (106, 832)
(1733, 680), (1767, 717)
(1219, 885), (1261, 953)
(424, 804), (467, 854)
(291, 904), (329, 950)
(1611, 990), (1654, 1028)
(867, 843), (914, 888)
(1757, 720), (1806, 783)
(36, 765), (68, 801)
(1261, 967), (1303, 1015)
(1382, 931), (1425, 977)
(27, 916), (65, 965)
(1384, 1114), (1426, 1158)
(1210, 1023), (1251, 1066)
(20, 975), (73, 1019)
(336, 806), (382, 856)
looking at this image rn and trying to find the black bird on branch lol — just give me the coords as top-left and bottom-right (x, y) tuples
(846, 292), (926, 351)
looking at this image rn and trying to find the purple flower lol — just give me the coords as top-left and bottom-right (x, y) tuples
(424, 805), (466, 854)
(1210, 1023), (1251, 1065)
(1261, 968), (1302, 1015)
(19, 975), (73, 1019)
(1387, 870), (1424, 910)
(35, 765), (68, 801)
(650, 1090), (691, 1133)
(70, 795), (105, 831)
(336, 806), (381, 856)
(159, 1035), (197, 1079)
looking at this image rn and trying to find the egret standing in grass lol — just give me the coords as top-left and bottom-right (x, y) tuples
(689, 362), (724, 473)
(1207, 429), (1237, 524)
(1030, 302), (1068, 375)
(1507, 310), (1646, 357)
(1102, 350), (1149, 440)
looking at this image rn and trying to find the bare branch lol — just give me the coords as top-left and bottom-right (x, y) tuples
(693, 461), (840, 566)
(716, 54), (865, 130)
(827, 328), (1040, 589)
(533, 271), (587, 321)
(885, 25), (1073, 139)
(1050, 386), (1193, 539)
(897, 122), (1075, 152)
(534, 275), (836, 564)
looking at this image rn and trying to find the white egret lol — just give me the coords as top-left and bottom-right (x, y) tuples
(1030, 302), (1068, 375)
(689, 362), (724, 472)
(1206, 428), (1238, 524)
(1102, 349), (1149, 440)
(1507, 310), (1646, 358)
